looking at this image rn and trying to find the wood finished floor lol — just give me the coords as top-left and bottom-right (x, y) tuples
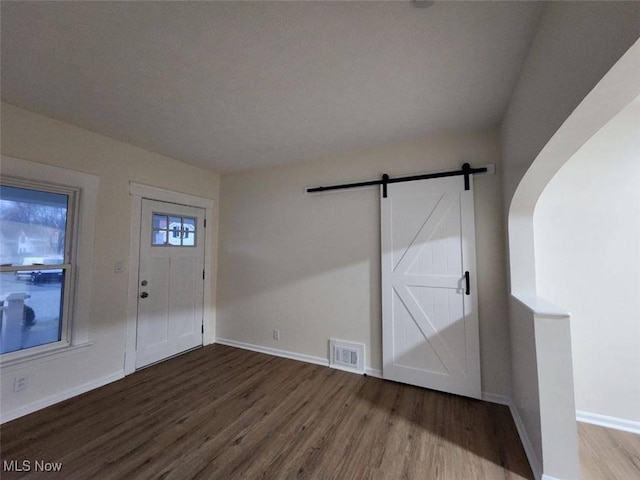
(579, 422), (640, 480)
(1, 344), (532, 479)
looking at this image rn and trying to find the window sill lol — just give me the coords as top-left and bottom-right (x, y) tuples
(1, 341), (93, 372)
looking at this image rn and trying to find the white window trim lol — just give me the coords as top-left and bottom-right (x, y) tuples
(1, 155), (98, 367)
(1, 177), (77, 357)
(125, 182), (216, 375)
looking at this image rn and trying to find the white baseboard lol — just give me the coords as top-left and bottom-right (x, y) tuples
(215, 338), (384, 378)
(215, 338), (329, 368)
(481, 391), (511, 406)
(1, 371), (124, 424)
(577, 410), (640, 435)
(508, 401), (543, 480)
(481, 391), (543, 480)
(541, 475), (563, 480)
(479, 391), (542, 480)
(365, 367), (383, 378)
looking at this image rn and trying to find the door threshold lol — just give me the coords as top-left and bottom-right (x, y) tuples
(135, 345), (203, 371)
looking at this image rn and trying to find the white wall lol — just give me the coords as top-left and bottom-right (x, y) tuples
(502, 3), (639, 295)
(217, 130), (511, 397)
(534, 98), (640, 423)
(508, 296), (542, 472)
(0, 102), (220, 419)
(501, 2), (640, 221)
(500, 3), (639, 478)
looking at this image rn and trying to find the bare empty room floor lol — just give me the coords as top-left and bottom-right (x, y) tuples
(579, 421), (640, 480)
(1, 344), (532, 479)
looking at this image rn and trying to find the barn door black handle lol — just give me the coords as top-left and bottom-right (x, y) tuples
(464, 271), (470, 295)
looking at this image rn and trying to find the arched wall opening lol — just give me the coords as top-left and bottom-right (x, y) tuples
(507, 41), (640, 480)
(534, 97), (640, 430)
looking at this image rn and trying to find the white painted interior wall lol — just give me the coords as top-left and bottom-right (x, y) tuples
(216, 130), (512, 397)
(500, 3), (639, 478)
(501, 2), (640, 220)
(0, 102), (220, 419)
(534, 98), (640, 424)
(0, 10), (637, 478)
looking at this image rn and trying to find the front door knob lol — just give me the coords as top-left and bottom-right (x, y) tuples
(140, 292), (149, 299)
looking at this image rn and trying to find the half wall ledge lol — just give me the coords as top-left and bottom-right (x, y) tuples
(510, 294), (578, 480)
(512, 294), (570, 319)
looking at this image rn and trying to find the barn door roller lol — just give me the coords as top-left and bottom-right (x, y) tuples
(307, 163), (488, 197)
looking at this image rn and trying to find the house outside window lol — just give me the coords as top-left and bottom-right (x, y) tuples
(0, 181), (77, 355)
(0, 155), (98, 367)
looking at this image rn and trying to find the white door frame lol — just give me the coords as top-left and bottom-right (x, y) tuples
(125, 182), (216, 375)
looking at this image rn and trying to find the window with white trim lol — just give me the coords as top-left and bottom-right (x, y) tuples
(0, 179), (78, 356)
(0, 156), (97, 366)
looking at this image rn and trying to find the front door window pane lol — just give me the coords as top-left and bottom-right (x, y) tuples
(152, 230), (167, 246)
(182, 217), (196, 246)
(152, 214), (167, 230)
(151, 213), (197, 247)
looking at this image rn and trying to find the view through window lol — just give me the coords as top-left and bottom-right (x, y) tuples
(0, 183), (72, 355)
(152, 213), (197, 246)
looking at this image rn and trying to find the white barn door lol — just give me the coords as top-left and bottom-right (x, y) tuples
(136, 199), (205, 369)
(381, 176), (481, 399)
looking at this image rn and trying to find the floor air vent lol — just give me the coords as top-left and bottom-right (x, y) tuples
(329, 339), (365, 374)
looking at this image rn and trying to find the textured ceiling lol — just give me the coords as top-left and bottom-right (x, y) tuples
(1, 1), (543, 173)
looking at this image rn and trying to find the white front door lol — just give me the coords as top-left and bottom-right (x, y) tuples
(135, 199), (205, 369)
(381, 176), (481, 399)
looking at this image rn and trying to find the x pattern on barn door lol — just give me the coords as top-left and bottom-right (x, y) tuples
(381, 176), (481, 399)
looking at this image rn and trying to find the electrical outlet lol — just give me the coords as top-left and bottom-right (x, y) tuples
(13, 375), (29, 393)
(273, 329), (280, 341)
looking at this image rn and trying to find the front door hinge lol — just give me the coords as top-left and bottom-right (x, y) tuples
(204, 218), (207, 228)
(203, 269), (205, 280)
